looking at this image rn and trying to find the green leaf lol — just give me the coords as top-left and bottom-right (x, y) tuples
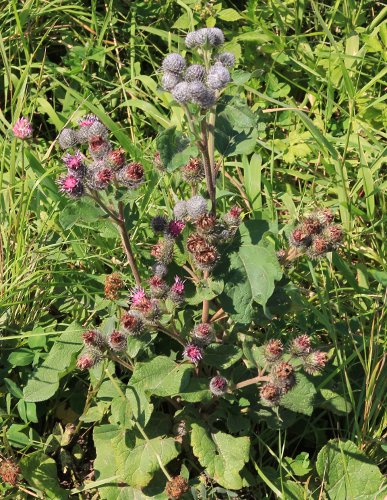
(316, 439), (384, 499)
(129, 356), (193, 397)
(23, 322), (83, 402)
(179, 377), (212, 402)
(191, 423), (250, 489)
(20, 451), (68, 499)
(8, 348), (35, 367)
(280, 373), (317, 416)
(203, 344), (243, 369)
(59, 199), (104, 230)
(318, 388), (352, 415)
(216, 220), (282, 323)
(185, 278), (224, 306)
(218, 8), (243, 21)
(156, 127), (198, 172)
(94, 424), (180, 490)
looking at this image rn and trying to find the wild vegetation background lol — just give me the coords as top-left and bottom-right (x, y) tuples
(0, 0), (386, 498)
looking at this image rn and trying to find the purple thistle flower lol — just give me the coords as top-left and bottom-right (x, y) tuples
(183, 343), (203, 365)
(12, 117), (33, 140)
(168, 219), (185, 238)
(62, 150), (84, 171)
(78, 114), (99, 127)
(107, 330), (127, 352)
(76, 350), (101, 370)
(57, 173), (84, 198)
(129, 286), (147, 307)
(171, 276), (185, 296)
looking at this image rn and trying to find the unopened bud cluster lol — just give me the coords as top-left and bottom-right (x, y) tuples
(57, 115), (144, 197)
(288, 209), (343, 259)
(161, 28), (234, 109)
(259, 335), (328, 406)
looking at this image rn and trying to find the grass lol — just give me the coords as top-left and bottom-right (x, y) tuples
(0, 0), (386, 497)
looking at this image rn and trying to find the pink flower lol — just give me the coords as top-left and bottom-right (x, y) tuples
(264, 339), (283, 362)
(171, 276), (185, 295)
(130, 286), (147, 306)
(290, 334), (311, 356)
(77, 352), (99, 370)
(168, 219), (185, 238)
(78, 114), (99, 127)
(229, 206), (242, 219)
(107, 330), (127, 352)
(183, 343), (203, 365)
(82, 329), (105, 348)
(62, 151), (84, 171)
(12, 117), (33, 140)
(304, 351), (328, 374)
(209, 376), (228, 396)
(58, 174), (84, 197)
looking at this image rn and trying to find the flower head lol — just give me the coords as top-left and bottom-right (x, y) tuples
(192, 322), (214, 345)
(168, 219), (185, 238)
(130, 286), (148, 307)
(223, 205), (243, 227)
(186, 233), (207, 254)
(151, 237), (174, 264)
(316, 208), (334, 225)
(184, 64), (206, 83)
(62, 150), (84, 172)
(162, 71), (182, 91)
(77, 350), (101, 370)
(87, 121), (109, 141)
(58, 173), (84, 198)
(89, 137), (111, 160)
(162, 53), (186, 75)
(171, 276), (185, 295)
(173, 200), (188, 220)
(151, 215), (168, 233)
(87, 166), (114, 190)
(193, 245), (218, 271)
(260, 383), (282, 406)
(172, 81), (191, 103)
(195, 213), (217, 234)
(290, 334), (311, 356)
(78, 114), (99, 127)
(0, 459), (20, 486)
(58, 128), (78, 149)
(121, 311), (144, 336)
(181, 157), (204, 184)
(106, 148), (126, 170)
(288, 226), (311, 248)
(323, 224), (343, 248)
(152, 262), (168, 277)
(215, 52), (236, 68)
(183, 343), (203, 365)
(207, 63), (231, 90)
(149, 275), (168, 299)
(104, 272), (123, 300)
(264, 339), (284, 362)
(165, 475), (189, 499)
(302, 215), (322, 236)
(13, 117), (33, 140)
(307, 235), (330, 259)
(186, 195), (208, 220)
(82, 329), (105, 348)
(117, 162), (144, 188)
(304, 351), (328, 374)
(271, 361), (295, 391)
(107, 330), (127, 352)
(209, 376), (228, 396)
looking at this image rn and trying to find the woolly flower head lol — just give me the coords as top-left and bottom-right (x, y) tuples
(172, 81), (191, 103)
(188, 81), (208, 104)
(117, 162), (144, 188)
(88, 137), (111, 160)
(183, 343), (203, 365)
(77, 350), (101, 370)
(165, 476), (189, 500)
(260, 383), (282, 406)
(162, 71), (182, 91)
(152, 262), (168, 277)
(0, 459), (20, 486)
(207, 63), (231, 90)
(184, 64), (206, 83)
(88, 121), (109, 141)
(162, 53), (186, 75)
(186, 28), (224, 48)
(82, 329), (105, 349)
(290, 334), (311, 356)
(106, 148), (126, 170)
(215, 52), (236, 68)
(62, 150), (84, 172)
(186, 195), (208, 219)
(264, 339), (284, 362)
(107, 330), (127, 352)
(173, 200), (188, 220)
(78, 114), (99, 127)
(168, 219), (185, 238)
(57, 173), (84, 198)
(151, 215), (168, 234)
(87, 166), (114, 190)
(209, 376), (228, 396)
(121, 311), (144, 336)
(13, 117), (33, 140)
(192, 322), (214, 345)
(58, 128), (78, 149)
(304, 351), (328, 374)
(130, 286), (147, 307)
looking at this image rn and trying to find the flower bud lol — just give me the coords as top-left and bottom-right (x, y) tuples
(290, 334), (311, 357)
(89, 137), (111, 160)
(169, 276), (185, 303)
(107, 330), (127, 352)
(193, 246), (218, 271)
(302, 215), (322, 236)
(57, 173), (84, 198)
(142, 299), (161, 323)
(152, 262), (168, 277)
(82, 329), (105, 348)
(271, 361), (295, 391)
(323, 224), (343, 248)
(149, 275), (169, 299)
(183, 342), (203, 365)
(59, 128), (78, 149)
(181, 157), (204, 184)
(186, 195), (208, 219)
(192, 322), (214, 345)
(121, 311), (144, 336)
(195, 213), (217, 235)
(77, 350), (101, 370)
(264, 339), (283, 362)
(0, 459), (20, 486)
(165, 475), (189, 499)
(195, 88), (217, 109)
(288, 226), (311, 248)
(87, 121), (109, 141)
(151, 237), (174, 264)
(188, 81), (208, 104)
(209, 375), (228, 396)
(106, 148), (126, 170)
(260, 383), (282, 406)
(307, 235), (330, 259)
(151, 215), (168, 233)
(304, 351), (328, 374)
(62, 150), (85, 175)
(207, 63), (231, 90)
(117, 162), (144, 188)
(186, 233), (207, 254)
(185, 31), (200, 48)
(87, 166), (114, 190)
(162, 53), (186, 75)
(173, 200), (188, 220)
(223, 205), (243, 227)
(104, 272), (123, 300)
(12, 117), (33, 140)
(316, 208), (335, 225)
(184, 64), (206, 83)
(172, 81), (191, 103)
(162, 71), (182, 91)
(215, 52), (236, 67)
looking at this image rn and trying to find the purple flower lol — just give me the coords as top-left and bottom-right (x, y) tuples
(209, 376), (228, 396)
(78, 114), (99, 127)
(171, 276), (185, 296)
(12, 117), (33, 140)
(62, 150), (84, 171)
(77, 350), (101, 370)
(107, 330), (127, 352)
(183, 343), (203, 365)
(57, 173), (84, 198)
(168, 220), (185, 238)
(130, 286), (147, 307)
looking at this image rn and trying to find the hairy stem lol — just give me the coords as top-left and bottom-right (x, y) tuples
(201, 270), (210, 323)
(200, 119), (216, 214)
(234, 375), (270, 390)
(117, 200), (142, 286)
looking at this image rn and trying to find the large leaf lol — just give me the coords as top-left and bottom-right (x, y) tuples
(129, 356), (193, 397)
(191, 423), (250, 489)
(24, 322), (83, 402)
(280, 373), (317, 416)
(94, 424), (180, 491)
(20, 451), (68, 499)
(216, 220), (282, 323)
(316, 439), (384, 499)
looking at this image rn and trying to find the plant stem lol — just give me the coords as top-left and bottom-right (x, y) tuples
(202, 270), (210, 323)
(234, 375), (270, 390)
(109, 353), (134, 371)
(200, 119), (216, 214)
(117, 200), (141, 286)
